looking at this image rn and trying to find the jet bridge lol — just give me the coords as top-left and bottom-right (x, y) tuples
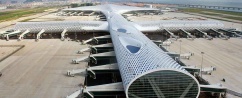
(180, 52), (195, 60)
(78, 12), (84, 16)
(61, 29), (68, 41)
(163, 29), (179, 40)
(153, 40), (173, 47)
(77, 47), (91, 54)
(72, 56), (90, 64)
(89, 12), (95, 16)
(72, 51), (116, 64)
(92, 35), (111, 44)
(89, 51), (116, 65)
(82, 35), (111, 45)
(77, 43), (114, 54)
(67, 63), (118, 77)
(90, 43), (114, 54)
(5, 30), (21, 41)
(0, 31), (9, 39)
(232, 31), (242, 38)
(218, 29), (242, 38)
(73, 12), (78, 16)
(183, 66), (201, 76)
(82, 38), (93, 45)
(98, 15), (107, 21)
(210, 29), (229, 40)
(87, 63), (119, 79)
(180, 29), (196, 40)
(87, 63), (118, 73)
(36, 29), (45, 41)
(67, 69), (86, 77)
(18, 29), (30, 41)
(66, 89), (82, 98)
(165, 52), (180, 60)
(200, 84), (226, 94)
(0, 30), (12, 38)
(195, 29), (213, 40)
(152, 40), (162, 46)
(201, 66), (216, 75)
(82, 82), (124, 98)
(67, 83), (124, 98)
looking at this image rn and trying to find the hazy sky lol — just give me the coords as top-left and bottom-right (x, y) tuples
(1, 0), (242, 3)
(1, 0), (242, 2)
(1, 0), (242, 7)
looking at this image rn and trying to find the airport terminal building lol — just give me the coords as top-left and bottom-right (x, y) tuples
(1, 4), (238, 98)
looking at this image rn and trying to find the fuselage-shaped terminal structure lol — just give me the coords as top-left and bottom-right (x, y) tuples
(108, 10), (200, 98)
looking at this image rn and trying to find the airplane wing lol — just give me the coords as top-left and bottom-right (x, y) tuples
(13, 21), (108, 33)
(131, 20), (224, 32)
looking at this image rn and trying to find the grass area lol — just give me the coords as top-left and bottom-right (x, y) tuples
(179, 8), (242, 16)
(179, 8), (242, 21)
(19, 18), (35, 22)
(0, 7), (53, 22)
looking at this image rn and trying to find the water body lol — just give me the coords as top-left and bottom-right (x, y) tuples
(109, 0), (242, 8)
(108, 0), (242, 12)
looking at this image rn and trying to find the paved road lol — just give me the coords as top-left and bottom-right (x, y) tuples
(0, 39), (88, 98)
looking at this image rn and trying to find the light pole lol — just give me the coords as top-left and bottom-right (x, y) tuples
(179, 40), (182, 54)
(201, 52), (204, 78)
(93, 29), (94, 37)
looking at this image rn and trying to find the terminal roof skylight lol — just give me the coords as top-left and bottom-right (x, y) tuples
(126, 45), (140, 53)
(117, 28), (127, 33)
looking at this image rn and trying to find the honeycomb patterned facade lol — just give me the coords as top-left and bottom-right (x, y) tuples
(9, 4), (227, 98)
(13, 21), (107, 32)
(109, 12), (200, 98)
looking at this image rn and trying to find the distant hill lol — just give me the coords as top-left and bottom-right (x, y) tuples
(24, 0), (42, 3)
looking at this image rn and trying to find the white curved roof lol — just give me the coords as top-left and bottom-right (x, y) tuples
(63, 4), (158, 14)
(13, 4), (223, 33)
(108, 11), (200, 98)
(11, 4), (227, 97)
(14, 21), (108, 32)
